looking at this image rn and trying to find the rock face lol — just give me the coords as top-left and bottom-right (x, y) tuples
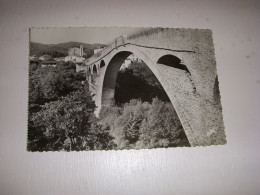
(76, 28), (226, 147)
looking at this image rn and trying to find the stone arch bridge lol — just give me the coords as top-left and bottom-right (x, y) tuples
(76, 28), (226, 147)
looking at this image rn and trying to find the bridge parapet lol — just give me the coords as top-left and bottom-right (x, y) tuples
(84, 35), (128, 67)
(84, 44), (113, 66)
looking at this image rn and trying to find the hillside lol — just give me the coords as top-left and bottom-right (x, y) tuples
(30, 41), (106, 58)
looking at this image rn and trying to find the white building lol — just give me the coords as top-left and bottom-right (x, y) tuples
(54, 57), (65, 62)
(30, 55), (38, 61)
(65, 55), (85, 63)
(120, 54), (142, 69)
(65, 45), (86, 63)
(94, 47), (103, 54)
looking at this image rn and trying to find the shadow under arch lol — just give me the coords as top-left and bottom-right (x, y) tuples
(90, 64), (98, 84)
(101, 51), (132, 105)
(213, 76), (221, 106)
(100, 60), (105, 69)
(93, 64), (97, 76)
(157, 54), (190, 73)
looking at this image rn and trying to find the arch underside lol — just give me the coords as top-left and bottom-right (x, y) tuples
(102, 51), (132, 105)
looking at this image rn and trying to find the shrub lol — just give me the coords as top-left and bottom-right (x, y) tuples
(99, 98), (190, 149)
(28, 88), (100, 151)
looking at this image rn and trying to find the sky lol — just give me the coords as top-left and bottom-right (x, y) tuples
(30, 27), (145, 45)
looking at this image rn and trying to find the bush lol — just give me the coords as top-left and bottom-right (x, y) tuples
(99, 98), (190, 149)
(28, 88), (99, 151)
(29, 61), (86, 106)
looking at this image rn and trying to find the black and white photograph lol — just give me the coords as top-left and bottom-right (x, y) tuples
(28, 27), (226, 151)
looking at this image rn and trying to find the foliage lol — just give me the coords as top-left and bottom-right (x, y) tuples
(98, 98), (190, 149)
(28, 88), (105, 151)
(38, 50), (67, 58)
(29, 61), (86, 108)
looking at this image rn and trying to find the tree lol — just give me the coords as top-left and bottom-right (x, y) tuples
(28, 61), (86, 106)
(137, 98), (187, 148)
(98, 98), (190, 150)
(28, 88), (97, 151)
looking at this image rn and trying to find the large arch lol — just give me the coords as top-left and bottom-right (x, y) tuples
(100, 49), (189, 109)
(99, 48), (186, 111)
(99, 49), (192, 144)
(101, 51), (132, 105)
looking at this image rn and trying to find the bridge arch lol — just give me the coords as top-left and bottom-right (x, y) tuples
(101, 51), (132, 106)
(91, 64), (98, 83)
(93, 64), (97, 75)
(96, 48), (194, 144)
(98, 47), (185, 125)
(100, 48), (184, 106)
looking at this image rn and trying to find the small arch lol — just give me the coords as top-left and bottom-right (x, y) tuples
(157, 55), (190, 73)
(89, 65), (98, 84)
(100, 60), (105, 69)
(213, 76), (221, 105)
(93, 64), (97, 76)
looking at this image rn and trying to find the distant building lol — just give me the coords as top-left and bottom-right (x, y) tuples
(68, 45), (86, 57)
(54, 57), (65, 62)
(65, 56), (85, 63)
(121, 59), (133, 69)
(30, 55), (38, 61)
(94, 47), (103, 54)
(65, 45), (86, 63)
(121, 54), (142, 69)
(39, 55), (53, 61)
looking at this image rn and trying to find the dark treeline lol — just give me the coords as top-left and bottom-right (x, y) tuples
(37, 50), (67, 58)
(28, 60), (190, 151)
